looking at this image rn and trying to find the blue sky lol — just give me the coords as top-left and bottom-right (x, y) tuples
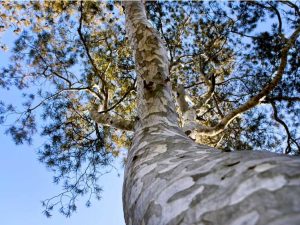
(0, 135), (125, 225)
(0, 31), (125, 225)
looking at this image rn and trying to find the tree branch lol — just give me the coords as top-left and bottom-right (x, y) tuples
(194, 73), (216, 109)
(97, 79), (136, 115)
(269, 101), (300, 154)
(229, 30), (259, 39)
(279, 1), (300, 17)
(213, 94), (224, 118)
(184, 81), (205, 89)
(249, 1), (282, 34)
(77, 1), (108, 97)
(90, 108), (134, 131)
(267, 2), (283, 34)
(186, 25), (300, 136)
(266, 96), (300, 102)
(176, 84), (190, 114)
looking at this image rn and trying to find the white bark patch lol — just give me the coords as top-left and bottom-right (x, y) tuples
(129, 160), (159, 207)
(230, 211), (259, 225)
(145, 144), (168, 160)
(139, 164), (157, 177)
(166, 185), (205, 224)
(155, 177), (201, 223)
(158, 159), (182, 174)
(154, 144), (168, 154)
(230, 175), (287, 205)
(254, 163), (276, 173)
(145, 54), (164, 63)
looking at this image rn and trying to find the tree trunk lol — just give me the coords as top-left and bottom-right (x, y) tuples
(123, 2), (300, 225)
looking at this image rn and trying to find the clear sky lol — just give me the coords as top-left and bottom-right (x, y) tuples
(0, 30), (126, 225)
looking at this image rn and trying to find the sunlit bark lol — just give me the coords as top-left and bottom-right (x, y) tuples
(123, 1), (300, 225)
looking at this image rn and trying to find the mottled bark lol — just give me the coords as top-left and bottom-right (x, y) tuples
(124, 1), (178, 131)
(176, 84), (190, 115)
(123, 1), (300, 225)
(124, 123), (300, 225)
(90, 108), (134, 131)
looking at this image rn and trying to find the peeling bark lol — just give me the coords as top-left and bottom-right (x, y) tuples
(123, 1), (300, 225)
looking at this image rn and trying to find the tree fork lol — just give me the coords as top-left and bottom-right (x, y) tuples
(123, 1), (300, 225)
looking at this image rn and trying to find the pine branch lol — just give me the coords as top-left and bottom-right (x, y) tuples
(185, 25), (300, 136)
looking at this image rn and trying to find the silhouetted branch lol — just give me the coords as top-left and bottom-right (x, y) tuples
(186, 25), (300, 136)
(270, 101), (300, 154)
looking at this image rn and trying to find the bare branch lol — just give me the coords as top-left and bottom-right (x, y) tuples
(267, 2), (283, 34)
(27, 90), (65, 112)
(214, 133), (225, 148)
(229, 30), (259, 39)
(184, 81), (205, 89)
(279, 1), (300, 17)
(269, 101), (300, 154)
(266, 96), (300, 102)
(250, 1), (282, 34)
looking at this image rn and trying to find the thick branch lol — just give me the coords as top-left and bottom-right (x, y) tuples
(195, 74), (216, 109)
(188, 26), (300, 136)
(90, 109), (134, 131)
(176, 84), (190, 114)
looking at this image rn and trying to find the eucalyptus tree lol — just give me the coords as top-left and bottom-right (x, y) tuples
(0, 1), (300, 224)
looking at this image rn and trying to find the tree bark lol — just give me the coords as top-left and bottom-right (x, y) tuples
(123, 1), (300, 225)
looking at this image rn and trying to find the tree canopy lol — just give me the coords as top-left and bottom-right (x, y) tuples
(0, 0), (299, 217)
